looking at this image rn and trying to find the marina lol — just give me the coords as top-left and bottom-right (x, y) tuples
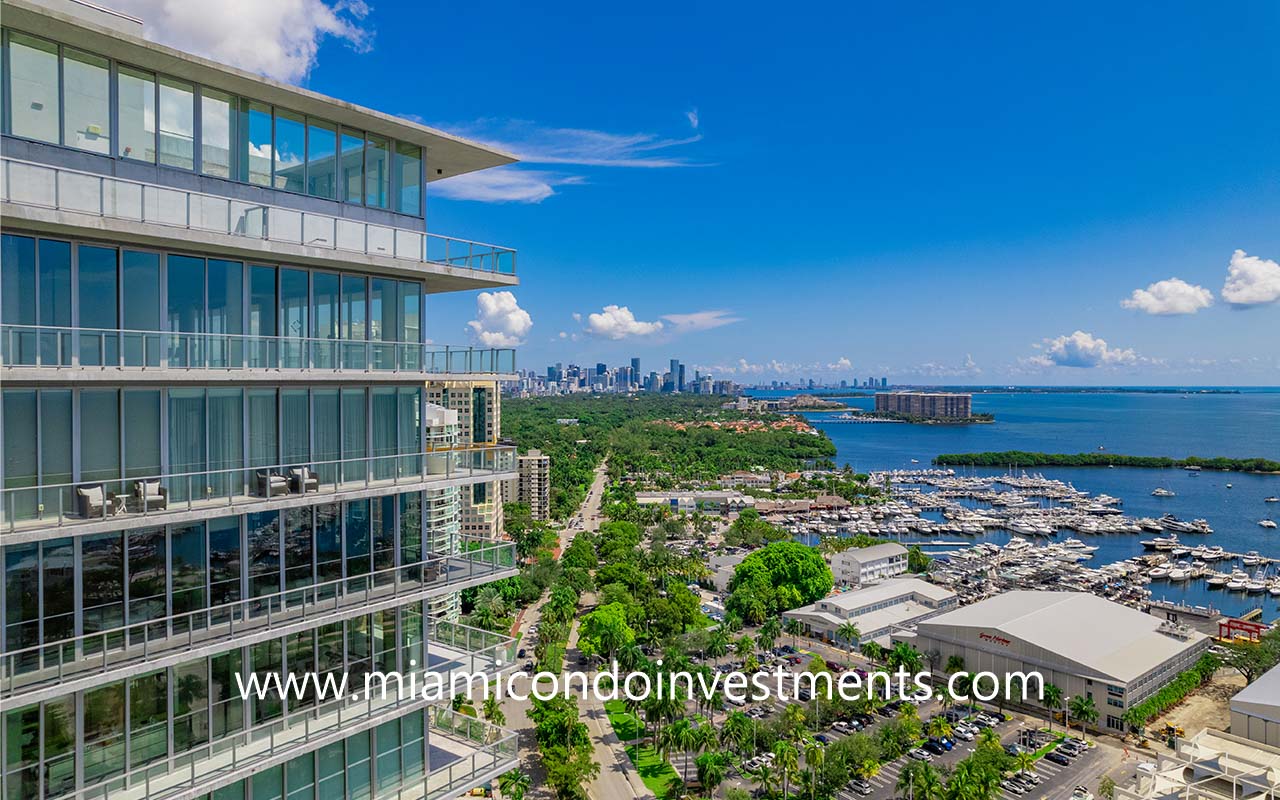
(774, 465), (1280, 621)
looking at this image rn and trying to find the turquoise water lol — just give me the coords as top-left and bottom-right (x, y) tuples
(749, 389), (1280, 620)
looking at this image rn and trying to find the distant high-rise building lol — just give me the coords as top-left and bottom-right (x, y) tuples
(678, 364), (686, 392)
(875, 391), (972, 418)
(631, 357), (641, 384)
(882, 377), (889, 388)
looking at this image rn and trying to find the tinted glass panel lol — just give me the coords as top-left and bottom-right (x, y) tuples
(8, 33), (59, 144)
(62, 48), (110, 154)
(340, 130), (364, 203)
(123, 389), (161, 479)
(240, 100), (273, 186)
(201, 89), (234, 178)
(365, 134), (390, 208)
(274, 109), (306, 193)
(395, 143), (422, 215)
(158, 77), (195, 170)
(80, 389), (120, 484)
(117, 66), (156, 162)
(307, 119), (338, 199)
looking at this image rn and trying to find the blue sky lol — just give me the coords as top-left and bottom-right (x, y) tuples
(125, 0), (1280, 384)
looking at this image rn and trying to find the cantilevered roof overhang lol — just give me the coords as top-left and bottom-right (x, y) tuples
(0, 0), (519, 182)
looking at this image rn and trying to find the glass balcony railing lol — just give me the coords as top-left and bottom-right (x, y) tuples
(0, 156), (517, 276)
(1, 446), (516, 534)
(0, 542), (516, 698)
(0, 324), (516, 375)
(75, 696), (515, 800)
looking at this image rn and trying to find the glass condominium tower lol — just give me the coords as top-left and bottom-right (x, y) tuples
(0, 2), (523, 800)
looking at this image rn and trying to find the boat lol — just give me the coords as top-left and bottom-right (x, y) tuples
(1061, 538), (1099, 553)
(1226, 483), (1233, 489)
(1167, 564), (1192, 581)
(1266, 497), (1279, 503)
(1246, 580), (1268, 594)
(1149, 567), (1170, 579)
(1206, 574), (1228, 588)
(1184, 465), (1202, 472)
(1152, 488), (1176, 497)
(1201, 546), (1226, 562)
(1226, 577), (1248, 591)
(1260, 519), (1278, 529)
(1242, 551), (1264, 566)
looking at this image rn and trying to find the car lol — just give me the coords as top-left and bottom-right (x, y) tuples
(952, 728), (974, 741)
(910, 688), (932, 703)
(1019, 773), (1042, 785)
(832, 721), (851, 733)
(1072, 787), (1094, 800)
(855, 714), (875, 726)
(922, 741), (946, 755)
(1005, 744), (1028, 756)
(516, 648), (526, 658)
(815, 734), (829, 744)
(849, 780), (872, 796)
(908, 748), (934, 762)
(522, 661), (534, 672)
(1059, 743), (1085, 756)
(1010, 774), (1037, 789)
(1045, 752), (1072, 767)
(1001, 780), (1027, 795)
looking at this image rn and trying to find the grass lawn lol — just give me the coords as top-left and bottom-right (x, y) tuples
(603, 700), (681, 796)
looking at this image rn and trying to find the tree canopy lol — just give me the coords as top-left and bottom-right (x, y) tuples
(727, 541), (833, 620)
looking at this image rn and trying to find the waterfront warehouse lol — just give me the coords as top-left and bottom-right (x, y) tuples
(900, 591), (1212, 731)
(1231, 662), (1280, 747)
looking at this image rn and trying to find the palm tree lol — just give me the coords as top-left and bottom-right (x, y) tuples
(707, 628), (730, 666)
(1015, 751), (1035, 777)
(785, 618), (804, 649)
(925, 715), (952, 741)
(944, 654), (966, 675)
(756, 763), (779, 797)
(1069, 695), (1098, 740)
(860, 641), (885, 663)
(887, 641), (923, 673)
(1042, 683), (1064, 732)
(735, 634), (756, 660)
(773, 739), (799, 800)
(482, 696), (506, 740)
(802, 738), (826, 800)
(761, 617), (782, 650)
(695, 751), (728, 798)
(836, 621), (862, 652)
(898, 761), (944, 800)
(976, 726), (1001, 750)
(498, 769), (531, 800)
(722, 710), (754, 757)
(783, 702), (807, 737)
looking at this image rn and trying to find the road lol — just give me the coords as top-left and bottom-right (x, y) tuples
(503, 461), (656, 800)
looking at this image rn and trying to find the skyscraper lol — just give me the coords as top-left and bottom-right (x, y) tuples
(631, 357), (641, 385)
(0, 2), (522, 798)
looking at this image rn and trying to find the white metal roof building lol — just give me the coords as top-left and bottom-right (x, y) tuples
(1232, 663), (1280, 748)
(905, 591), (1212, 731)
(783, 577), (957, 645)
(1116, 728), (1279, 800)
(830, 543), (908, 586)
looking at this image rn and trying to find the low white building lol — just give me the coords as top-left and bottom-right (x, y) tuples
(1116, 728), (1279, 800)
(1232, 663), (1280, 748)
(830, 543), (908, 585)
(635, 490), (755, 515)
(709, 551), (749, 592)
(783, 578), (957, 645)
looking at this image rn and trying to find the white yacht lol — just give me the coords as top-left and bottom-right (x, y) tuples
(1061, 538), (1099, 553)
(1259, 519), (1277, 530)
(1152, 487), (1176, 497)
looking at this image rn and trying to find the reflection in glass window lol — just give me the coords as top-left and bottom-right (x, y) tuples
(7, 33), (59, 144)
(396, 143), (423, 215)
(62, 49), (111, 154)
(274, 109), (306, 193)
(78, 245), (119, 366)
(340, 129), (364, 204)
(365, 134), (390, 208)
(117, 66), (156, 162)
(307, 119), (338, 199)
(240, 100), (273, 186)
(201, 89), (234, 178)
(158, 77), (195, 170)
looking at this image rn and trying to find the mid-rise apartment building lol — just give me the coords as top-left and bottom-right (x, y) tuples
(874, 391), (973, 419)
(503, 449), (550, 521)
(424, 381), (503, 540)
(0, 2), (523, 799)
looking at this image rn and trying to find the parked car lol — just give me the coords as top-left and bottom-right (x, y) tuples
(815, 734), (829, 744)
(908, 748), (934, 762)
(1001, 781), (1027, 795)
(849, 779), (872, 796)
(1045, 752), (1072, 767)
(832, 721), (851, 733)
(952, 727), (974, 741)
(922, 741), (946, 756)
(1005, 744), (1029, 756)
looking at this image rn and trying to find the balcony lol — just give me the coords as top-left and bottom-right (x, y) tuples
(1, 544), (517, 701)
(0, 324), (516, 382)
(0, 157), (517, 292)
(80, 698), (515, 800)
(2, 446), (516, 539)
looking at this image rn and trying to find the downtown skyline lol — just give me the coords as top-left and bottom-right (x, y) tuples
(103, 0), (1280, 387)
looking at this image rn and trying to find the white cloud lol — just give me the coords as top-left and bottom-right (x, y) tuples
(581, 306), (665, 340)
(431, 167), (584, 204)
(686, 108), (700, 130)
(450, 119), (703, 168)
(1221, 249), (1280, 307)
(466, 291), (531, 347)
(827, 357), (853, 371)
(1121, 277), (1213, 315)
(661, 309), (742, 333)
(1028, 330), (1139, 368)
(113, 0), (372, 84)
